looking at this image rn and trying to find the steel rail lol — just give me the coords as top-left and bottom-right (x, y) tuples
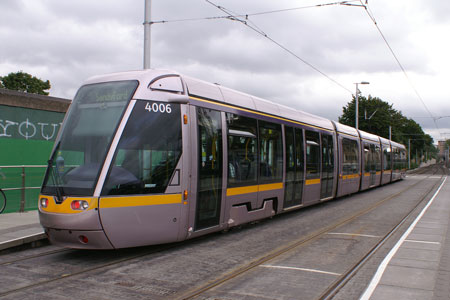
(0, 242), (182, 297)
(0, 166), (443, 298)
(318, 164), (447, 300)
(175, 165), (445, 300)
(0, 248), (70, 266)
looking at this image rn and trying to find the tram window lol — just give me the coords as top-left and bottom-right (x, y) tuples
(393, 147), (400, 170)
(102, 101), (182, 195)
(342, 138), (359, 175)
(285, 127), (295, 182)
(295, 128), (305, 179)
(383, 146), (391, 170)
(259, 121), (282, 183)
(226, 113), (258, 187)
(375, 145), (381, 171)
(364, 143), (371, 173)
(305, 130), (320, 179)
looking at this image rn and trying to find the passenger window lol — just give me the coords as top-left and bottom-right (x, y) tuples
(342, 138), (359, 175)
(383, 146), (391, 170)
(375, 145), (381, 171)
(305, 130), (320, 179)
(226, 113), (258, 187)
(259, 121), (282, 183)
(364, 143), (370, 173)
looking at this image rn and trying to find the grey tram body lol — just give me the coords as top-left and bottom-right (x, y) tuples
(39, 69), (407, 249)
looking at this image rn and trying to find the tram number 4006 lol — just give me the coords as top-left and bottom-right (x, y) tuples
(145, 102), (172, 114)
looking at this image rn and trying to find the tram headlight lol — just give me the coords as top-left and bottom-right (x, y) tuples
(40, 198), (49, 208)
(71, 200), (89, 211)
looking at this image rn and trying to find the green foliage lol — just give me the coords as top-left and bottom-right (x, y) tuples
(0, 71), (51, 95)
(339, 95), (436, 164)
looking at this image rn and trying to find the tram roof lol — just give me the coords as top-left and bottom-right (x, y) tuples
(84, 69), (338, 131)
(183, 74), (335, 131)
(358, 129), (381, 143)
(379, 136), (391, 146)
(332, 121), (359, 138)
(391, 140), (406, 150)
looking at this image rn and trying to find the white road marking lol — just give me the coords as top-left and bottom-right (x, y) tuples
(327, 232), (380, 238)
(404, 239), (440, 245)
(360, 176), (447, 300)
(260, 265), (341, 276)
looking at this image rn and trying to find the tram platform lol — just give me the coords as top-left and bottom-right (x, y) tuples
(0, 210), (45, 251)
(359, 175), (450, 300)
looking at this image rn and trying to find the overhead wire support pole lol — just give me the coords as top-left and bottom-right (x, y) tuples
(143, 0), (152, 69)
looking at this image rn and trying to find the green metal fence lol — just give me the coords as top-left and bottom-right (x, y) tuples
(0, 165), (46, 213)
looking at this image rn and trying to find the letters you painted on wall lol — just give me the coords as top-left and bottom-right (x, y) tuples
(0, 105), (64, 141)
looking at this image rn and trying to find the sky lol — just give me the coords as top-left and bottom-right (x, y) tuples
(1, 0), (449, 143)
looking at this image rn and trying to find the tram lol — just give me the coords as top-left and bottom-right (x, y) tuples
(38, 69), (407, 249)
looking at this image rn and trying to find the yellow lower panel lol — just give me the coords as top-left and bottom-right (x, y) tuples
(39, 195), (98, 214)
(305, 178), (321, 185)
(226, 182), (283, 196)
(100, 194), (182, 209)
(343, 174), (360, 180)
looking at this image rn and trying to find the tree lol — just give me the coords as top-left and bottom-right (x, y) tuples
(339, 95), (436, 163)
(0, 71), (51, 95)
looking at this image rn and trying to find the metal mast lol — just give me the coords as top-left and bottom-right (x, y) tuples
(143, 0), (151, 69)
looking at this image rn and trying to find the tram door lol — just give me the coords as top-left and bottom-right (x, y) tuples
(195, 108), (223, 230)
(321, 133), (334, 199)
(284, 127), (304, 208)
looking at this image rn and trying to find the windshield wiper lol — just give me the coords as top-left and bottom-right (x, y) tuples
(47, 159), (64, 203)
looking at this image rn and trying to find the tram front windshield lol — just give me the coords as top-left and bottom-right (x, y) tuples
(41, 81), (138, 197)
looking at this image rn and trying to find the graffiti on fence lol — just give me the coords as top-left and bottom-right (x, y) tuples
(0, 118), (62, 140)
(0, 105), (65, 141)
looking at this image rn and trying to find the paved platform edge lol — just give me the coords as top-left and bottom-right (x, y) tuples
(0, 232), (47, 251)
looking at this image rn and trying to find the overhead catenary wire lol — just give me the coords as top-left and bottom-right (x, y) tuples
(153, 1), (441, 138)
(204, 0), (353, 94)
(150, 0), (361, 24)
(358, 0), (441, 136)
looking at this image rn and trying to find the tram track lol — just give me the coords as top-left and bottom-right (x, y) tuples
(0, 248), (70, 267)
(0, 165), (445, 299)
(176, 164), (447, 300)
(319, 164), (448, 300)
(0, 242), (181, 298)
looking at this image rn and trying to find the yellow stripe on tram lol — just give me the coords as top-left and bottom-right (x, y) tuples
(226, 182), (283, 196)
(100, 194), (182, 208)
(305, 178), (321, 185)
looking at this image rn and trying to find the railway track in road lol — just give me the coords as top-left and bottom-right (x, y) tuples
(0, 165), (446, 299)
(0, 242), (181, 298)
(319, 165), (448, 300)
(176, 164), (448, 300)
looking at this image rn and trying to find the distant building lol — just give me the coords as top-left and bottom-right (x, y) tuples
(0, 88), (70, 212)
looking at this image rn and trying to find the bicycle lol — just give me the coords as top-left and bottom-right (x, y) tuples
(0, 188), (6, 214)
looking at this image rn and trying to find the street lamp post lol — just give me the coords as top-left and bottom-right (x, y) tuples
(354, 81), (370, 130)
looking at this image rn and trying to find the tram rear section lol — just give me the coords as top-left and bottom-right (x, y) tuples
(38, 69), (407, 249)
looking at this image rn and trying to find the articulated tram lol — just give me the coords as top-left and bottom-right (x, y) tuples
(39, 69), (407, 249)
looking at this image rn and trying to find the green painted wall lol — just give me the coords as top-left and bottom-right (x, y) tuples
(0, 104), (65, 213)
